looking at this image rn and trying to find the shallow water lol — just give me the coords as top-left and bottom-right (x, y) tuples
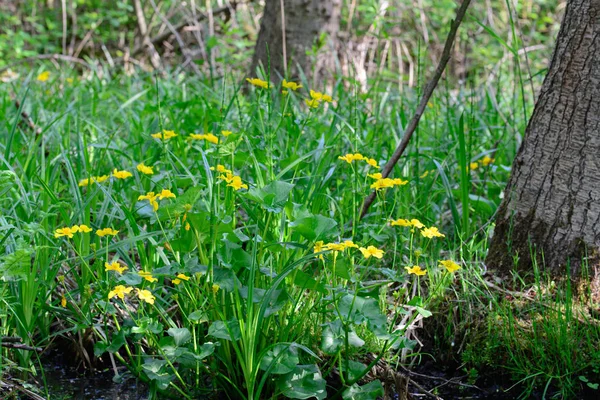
(40, 363), (147, 400)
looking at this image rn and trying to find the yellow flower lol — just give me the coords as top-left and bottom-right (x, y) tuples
(66, 77), (74, 84)
(222, 130), (233, 137)
(369, 176), (407, 190)
(157, 189), (176, 200)
(37, 71), (50, 82)
(410, 219), (424, 229)
(324, 242), (346, 252)
(137, 163), (154, 175)
(439, 259), (461, 273)
(108, 285), (133, 300)
(210, 164), (232, 174)
(138, 192), (159, 211)
(96, 227), (119, 237)
(75, 224), (93, 233)
(151, 130), (177, 140)
(481, 155), (494, 166)
(60, 295), (67, 307)
(105, 261), (128, 274)
(139, 271), (158, 283)
(343, 240), (358, 249)
(421, 226), (445, 239)
(309, 90), (323, 101)
(391, 219), (412, 227)
(359, 245), (384, 259)
(212, 284), (220, 293)
(112, 169), (132, 179)
(136, 288), (155, 304)
(368, 173), (383, 180)
(420, 170), (430, 179)
(282, 90), (288, 95)
(282, 79), (302, 91)
(314, 241), (325, 253)
(305, 98), (320, 108)
(469, 162), (479, 171)
(204, 133), (219, 144)
(189, 133), (219, 144)
(172, 273), (190, 285)
(227, 175), (248, 191)
(246, 77), (269, 89)
(338, 153), (365, 163)
(322, 94), (333, 103)
(185, 222), (191, 231)
(78, 175), (109, 187)
(366, 158), (380, 168)
(54, 227), (76, 239)
(405, 266), (427, 276)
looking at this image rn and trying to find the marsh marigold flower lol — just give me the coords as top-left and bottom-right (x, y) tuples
(74, 224), (93, 233)
(359, 245), (384, 259)
(105, 261), (128, 274)
(137, 163), (154, 175)
(37, 71), (50, 82)
(305, 98), (320, 108)
(54, 227), (76, 239)
(368, 172), (383, 179)
(405, 266), (427, 276)
(410, 219), (424, 229)
(469, 162), (479, 171)
(151, 130), (177, 140)
(172, 273), (190, 285)
(189, 133), (219, 144)
(157, 189), (176, 200)
(112, 169), (132, 179)
(221, 130), (233, 137)
(481, 155), (494, 166)
(61, 295), (67, 307)
(136, 289), (155, 304)
(338, 153), (365, 163)
(108, 285), (133, 300)
(139, 271), (158, 283)
(391, 218), (412, 227)
(78, 175), (109, 187)
(421, 226), (445, 239)
(246, 78), (269, 89)
(282, 79), (302, 91)
(439, 260), (461, 273)
(227, 175), (248, 191)
(212, 284), (220, 293)
(366, 158), (380, 169)
(210, 164), (232, 174)
(96, 227), (119, 237)
(138, 192), (159, 211)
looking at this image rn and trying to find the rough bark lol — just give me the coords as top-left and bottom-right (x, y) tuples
(486, 0), (600, 279)
(250, 0), (341, 82)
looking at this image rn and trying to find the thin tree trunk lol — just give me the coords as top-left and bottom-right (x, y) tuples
(250, 0), (341, 82)
(486, 0), (600, 278)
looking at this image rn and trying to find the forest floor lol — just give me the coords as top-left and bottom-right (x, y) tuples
(1, 67), (599, 400)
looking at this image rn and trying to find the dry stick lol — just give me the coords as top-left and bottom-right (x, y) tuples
(359, 0), (473, 219)
(133, 0), (162, 69)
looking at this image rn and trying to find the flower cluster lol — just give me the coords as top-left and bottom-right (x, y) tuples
(78, 175), (109, 187)
(313, 240), (384, 260)
(390, 218), (445, 239)
(338, 153), (379, 168)
(217, 170), (248, 191)
(108, 285), (155, 305)
(369, 175), (408, 190)
(54, 224), (93, 238)
(189, 133), (219, 144)
(137, 163), (154, 175)
(151, 130), (178, 140)
(469, 155), (494, 171)
(305, 90), (333, 108)
(138, 189), (176, 211)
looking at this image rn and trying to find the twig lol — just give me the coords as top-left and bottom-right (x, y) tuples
(0, 342), (42, 352)
(398, 364), (482, 391)
(0, 337), (23, 343)
(133, 0), (162, 69)
(359, 0), (473, 219)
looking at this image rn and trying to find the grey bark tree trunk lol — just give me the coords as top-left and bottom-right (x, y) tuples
(486, 0), (600, 278)
(250, 0), (341, 82)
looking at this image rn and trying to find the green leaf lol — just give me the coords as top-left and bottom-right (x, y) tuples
(289, 214), (337, 241)
(246, 181), (294, 212)
(260, 344), (299, 375)
(277, 364), (327, 400)
(338, 295), (388, 338)
(208, 320), (241, 341)
(167, 327), (192, 346)
(119, 272), (142, 285)
(188, 310), (207, 323)
(339, 360), (368, 382)
(415, 306), (432, 318)
(342, 381), (384, 400)
(321, 320), (365, 354)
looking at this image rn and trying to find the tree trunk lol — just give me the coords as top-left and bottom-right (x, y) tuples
(486, 0), (600, 278)
(250, 0), (341, 82)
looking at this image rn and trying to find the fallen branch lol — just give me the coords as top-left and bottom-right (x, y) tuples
(359, 0), (473, 219)
(0, 342), (42, 352)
